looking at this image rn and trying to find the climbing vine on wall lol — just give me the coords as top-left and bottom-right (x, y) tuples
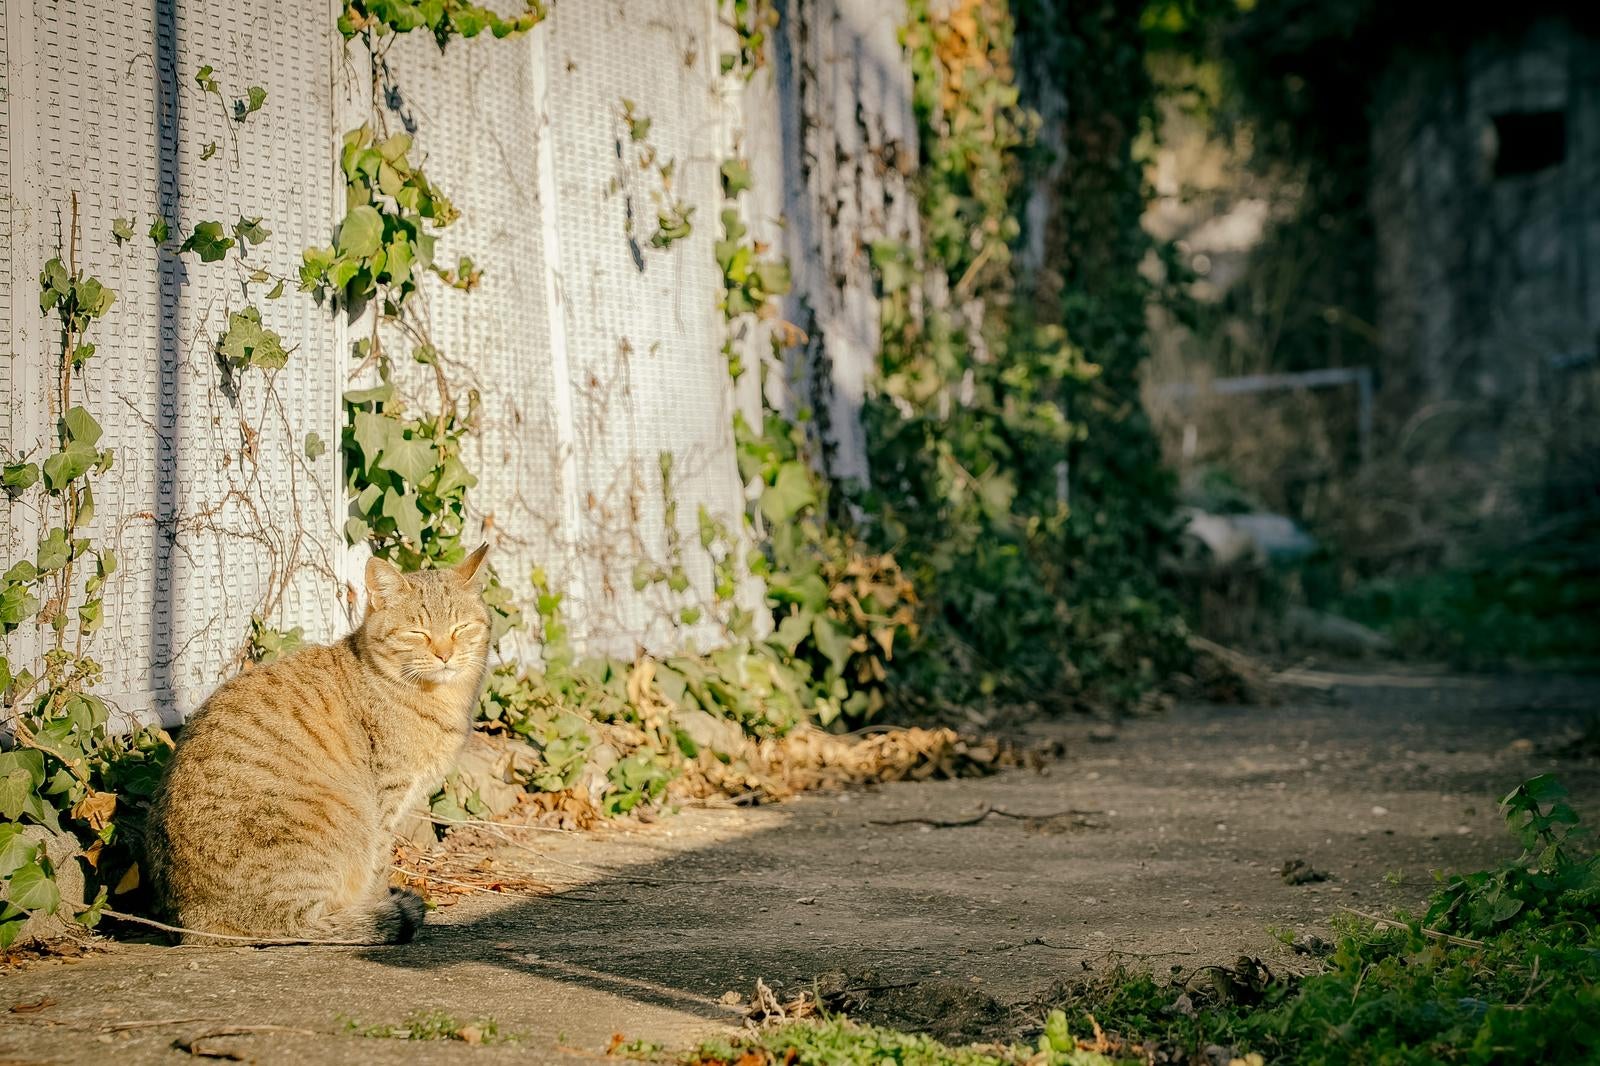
(0, 216), (172, 944)
(309, 21), (526, 642)
(851, 0), (1187, 710)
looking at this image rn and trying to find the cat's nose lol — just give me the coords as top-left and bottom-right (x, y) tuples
(428, 638), (455, 662)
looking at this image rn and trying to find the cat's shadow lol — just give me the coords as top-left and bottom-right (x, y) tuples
(355, 808), (906, 1023)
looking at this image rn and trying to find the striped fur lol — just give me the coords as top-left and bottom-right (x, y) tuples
(145, 547), (492, 944)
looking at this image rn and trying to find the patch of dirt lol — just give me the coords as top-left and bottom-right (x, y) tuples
(819, 972), (1016, 1045)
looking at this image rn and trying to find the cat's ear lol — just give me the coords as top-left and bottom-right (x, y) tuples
(452, 543), (489, 586)
(364, 556), (407, 608)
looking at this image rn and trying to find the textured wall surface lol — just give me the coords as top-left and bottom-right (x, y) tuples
(1371, 17), (1600, 408)
(757, 0), (919, 482)
(2, 0), (345, 724)
(1369, 15), (1600, 521)
(0, 1), (916, 721)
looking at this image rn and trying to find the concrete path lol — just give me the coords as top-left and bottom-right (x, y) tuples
(2, 669), (1596, 1064)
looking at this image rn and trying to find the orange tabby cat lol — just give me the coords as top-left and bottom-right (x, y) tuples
(145, 547), (491, 942)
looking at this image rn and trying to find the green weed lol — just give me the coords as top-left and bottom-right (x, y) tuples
(1335, 522), (1600, 668)
(674, 1016), (1128, 1066)
(344, 1008), (512, 1044)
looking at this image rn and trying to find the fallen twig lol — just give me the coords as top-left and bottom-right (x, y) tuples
(392, 864), (524, 898)
(175, 1025), (320, 1060)
(869, 805), (1100, 829)
(1339, 907), (1486, 949)
(424, 814), (572, 835)
(106, 1018), (223, 1032)
(92, 907), (376, 948)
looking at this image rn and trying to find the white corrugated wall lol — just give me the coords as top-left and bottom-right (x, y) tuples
(0, 0), (918, 723)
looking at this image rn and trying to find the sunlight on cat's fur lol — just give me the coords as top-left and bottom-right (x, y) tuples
(144, 546), (492, 943)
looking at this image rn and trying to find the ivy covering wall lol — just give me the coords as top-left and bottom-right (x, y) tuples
(0, 0), (1186, 942)
(857, 0), (1187, 711)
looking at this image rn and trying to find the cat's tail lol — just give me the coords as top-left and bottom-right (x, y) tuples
(306, 888), (426, 945)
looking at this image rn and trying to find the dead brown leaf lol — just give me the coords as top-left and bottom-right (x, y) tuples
(113, 862), (141, 895)
(71, 790), (117, 830)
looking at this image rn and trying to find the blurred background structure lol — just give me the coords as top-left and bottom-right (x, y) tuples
(1142, 1), (1600, 666)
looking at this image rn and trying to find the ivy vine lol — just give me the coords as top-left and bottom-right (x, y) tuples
(0, 217), (171, 945)
(849, 0), (1188, 710)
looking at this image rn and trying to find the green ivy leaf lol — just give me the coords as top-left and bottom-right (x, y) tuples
(200, 142), (219, 161)
(77, 886), (108, 929)
(304, 432), (327, 461)
(38, 259), (69, 311)
(35, 528), (70, 571)
(377, 432), (439, 486)
(758, 462), (817, 524)
(0, 585), (39, 629)
(754, 260), (791, 296)
(180, 221), (235, 263)
(110, 218), (136, 244)
(376, 133), (412, 163)
(5, 861), (60, 914)
(300, 245), (335, 290)
(216, 307), (289, 370)
(62, 407), (103, 447)
(149, 217), (171, 244)
(355, 483), (382, 516)
(2, 463), (39, 495)
(73, 483), (95, 528)
(383, 487), (425, 544)
(720, 158), (753, 198)
(337, 205), (384, 259)
(811, 617), (853, 676)
(0, 772), (31, 822)
(0, 825), (38, 878)
(234, 84), (267, 121)
(233, 216), (271, 246)
(431, 454), (476, 497)
(41, 438), (97, 489)
(352, 411), (390, 464)
(386, 239), (414, 287)
(74, 278), (113, 317)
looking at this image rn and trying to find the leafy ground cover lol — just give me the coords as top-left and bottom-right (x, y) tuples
(1335, 522), (1600, 670)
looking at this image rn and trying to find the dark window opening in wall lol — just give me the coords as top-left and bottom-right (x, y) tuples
(1492, 110), (1566, 177)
